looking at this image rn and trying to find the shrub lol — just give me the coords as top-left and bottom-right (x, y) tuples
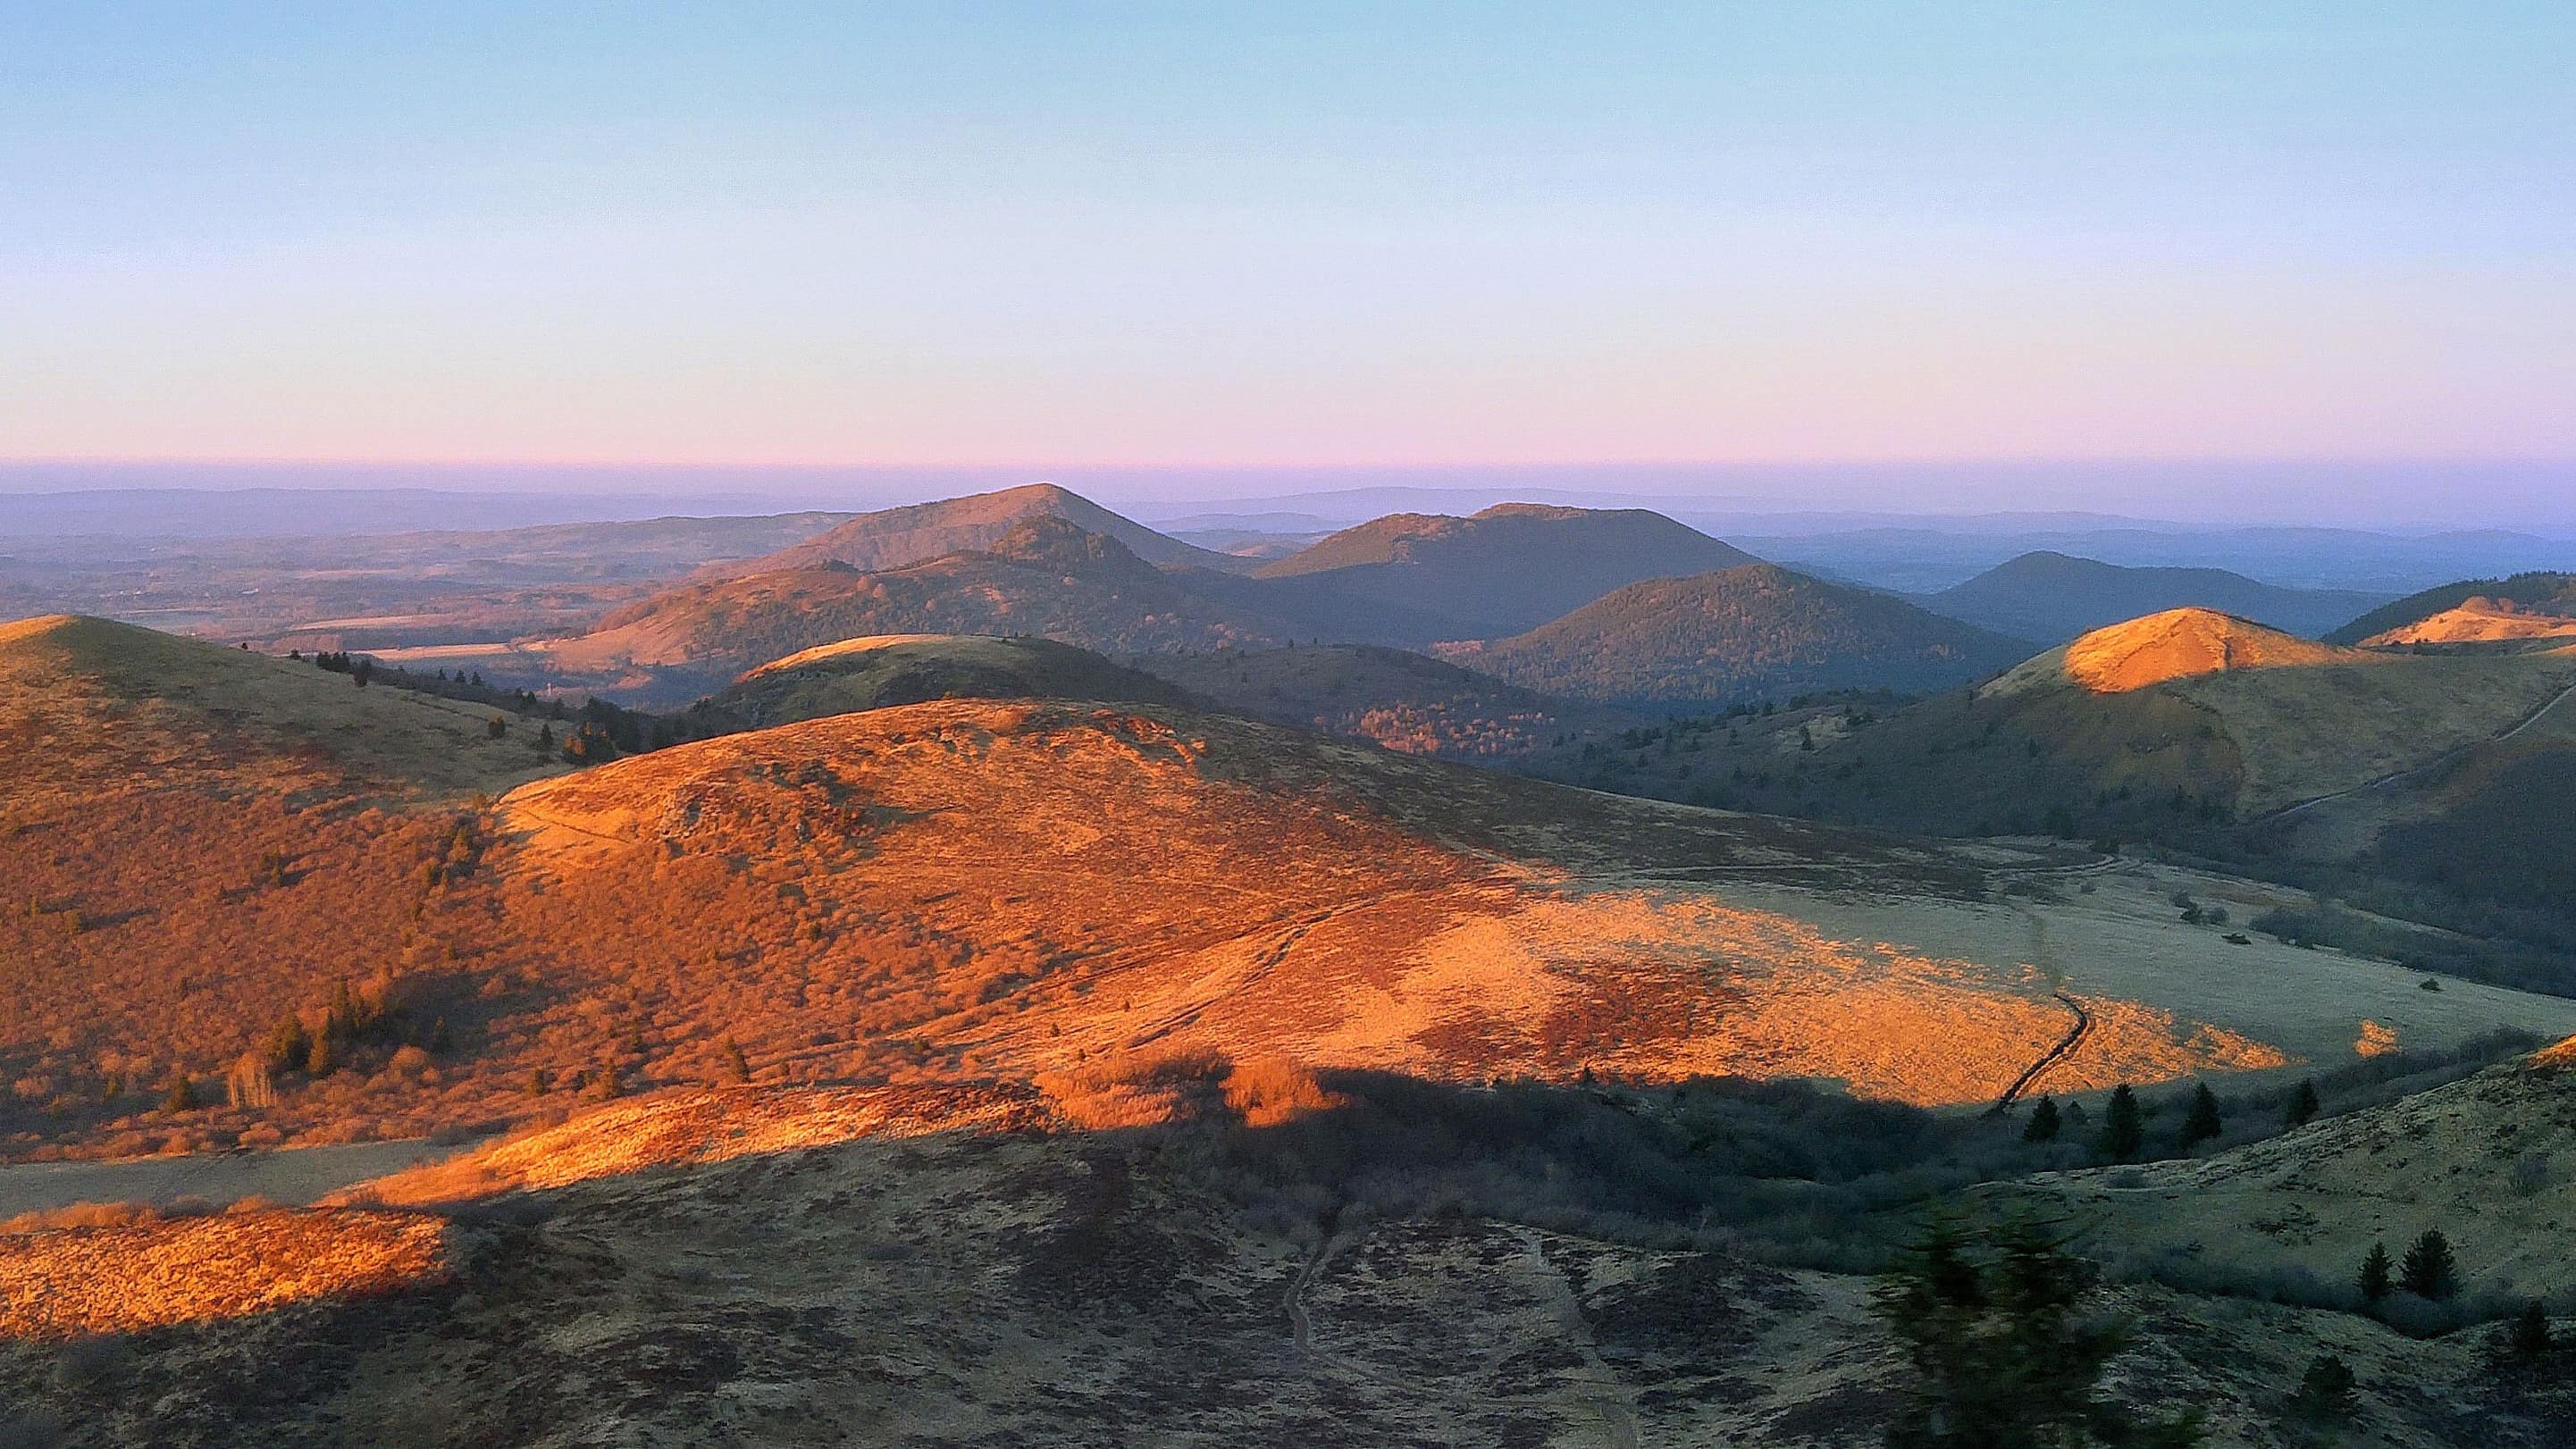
(2510, 1300), (2553, 1356)
(2289, 1353), (2356, 1422)
(2284, 1079), (2320, 1128)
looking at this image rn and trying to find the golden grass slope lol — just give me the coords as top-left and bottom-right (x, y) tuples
(705, 632), (1191, 728)
(491, 701), (2279, 1107)
(0, 1207), (446, 1338)
(1976, 607), (2576, 815)
(0, 615), (564, 800)
(1983, 607), (2364, 698)
(2363, 598), (2576, 647)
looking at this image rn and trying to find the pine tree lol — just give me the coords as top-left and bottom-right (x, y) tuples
(2358, 1242), (2393, 1303)
(2400, 1228), (2458, 1300)
(306, 1030), (338, 1078)
(2098, 1085), (2144, 1160)
(2023, 1096), (2061, 1143)
(162, 1076), (198, 1113)
(2291, 1353), (2356, 1422)
(2285, 1078), (2320, 1127)
(1873, 1209), (2203, 1447)
(719, 1036), (752, 1085)
(266, 1012), (312, 1073)
(2510, 1300), (2552, 1356)
(2180, 1083), (2221, 1146)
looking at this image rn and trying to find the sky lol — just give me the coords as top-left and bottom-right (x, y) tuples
(4, 4), (2572, 513)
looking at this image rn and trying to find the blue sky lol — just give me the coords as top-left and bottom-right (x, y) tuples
(3, 4), (2571, 483)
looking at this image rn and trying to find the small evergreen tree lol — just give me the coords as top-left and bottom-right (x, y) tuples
(162, 1076), (198, 1113)
(306, 1030), (338, 1078)
(2399, 1228), (2458, 1301)
(2509, 1300), (2552, 1357)
(2358, 1242), (2393, 1304)
(2290, 1353), (2356, 1422)
(2179, 1083), (2221, 1146)
(265, 1012), (312, 1073)
(1873, 1208), (2203, 1447)
(2098, 1085), (2144, 1160)
(2285, 1079), (2320, 1127)
(2023, 1095), (2062, 1143)
(719, 1036), (752, 1085)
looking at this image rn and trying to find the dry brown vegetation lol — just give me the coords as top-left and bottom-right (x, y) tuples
(11, 614), (2570, 1173)
(0, 1207), (446, 1338)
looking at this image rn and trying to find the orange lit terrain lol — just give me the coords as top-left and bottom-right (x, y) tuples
(11, 614), (2576, 1445)
(7, 616), (2570, 1169)
(0, 1207), (447, 1338)
(2362, 597), (2576, 648)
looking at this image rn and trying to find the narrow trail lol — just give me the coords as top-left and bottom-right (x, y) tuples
(1988, 905), (2091, 1115)
(1990, 993), (2092, 1115)
(2259, 673), (2576, 823)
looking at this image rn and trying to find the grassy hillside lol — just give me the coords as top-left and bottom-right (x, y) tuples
(1464, 564), (2034, 705)
(17, 652), (2496, 1166)
(2325, 571), (2576, 645)
(1253, 504), (1762, 639)
(701, 482), (1250, 579)
(684, 633), (1193, 733)
(1132, 643), (1639, 760)
(549, 518), (1305, 701)
(705, 483), (1246, 582)
(1925, 550), (2388, 644)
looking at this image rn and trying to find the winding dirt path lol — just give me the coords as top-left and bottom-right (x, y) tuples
(1991, 993), (2092, 1114)
(2259, 673), (2576, 822)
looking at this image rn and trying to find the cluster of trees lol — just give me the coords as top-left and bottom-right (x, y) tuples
(2018, 1080), (2251, 1160)
(2356, 1230), (2460, 1306)
(1874, 1210), (2206, 1446)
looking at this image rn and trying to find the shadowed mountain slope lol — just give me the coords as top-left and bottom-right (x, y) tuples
(1461, 564), (2033, 706)
(1924, 550), (2388, 645)
(1253, 504), (1763, 639)
(1130, 643), (1640, 760)
(548, 518), (1305, 701)
(1703, 609), (2576, 873)
(700, 482), (1249, 580)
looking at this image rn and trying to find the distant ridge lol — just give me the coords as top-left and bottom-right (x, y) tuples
(1467, 563), (2033, 705)
(1924, 550), (2388, 645)
(551, 516), (1304, 699)
(1253, 504), (1762, 639)
(702, 482), (1249, 580)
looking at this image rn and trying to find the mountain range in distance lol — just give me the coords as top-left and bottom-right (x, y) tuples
(1916, 549), (2393, 645)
